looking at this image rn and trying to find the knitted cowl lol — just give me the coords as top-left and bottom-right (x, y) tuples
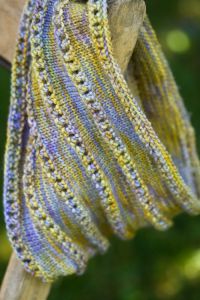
(4, 0), (200, 281)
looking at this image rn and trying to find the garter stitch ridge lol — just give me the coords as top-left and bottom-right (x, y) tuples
(3, 0), (200, 281)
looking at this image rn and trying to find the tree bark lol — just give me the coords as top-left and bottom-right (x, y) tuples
(0, 0), (146, 299)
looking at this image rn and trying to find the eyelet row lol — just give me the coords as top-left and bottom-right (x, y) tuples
(54, 1), (172, 231)
(53, 2), (136, 238)
(24, 0), (96, 275)
(27, 78), (109, 253)
(28, 0), (134, 240)
(88, 0), (200, 216)
(4, 0), (49, 280)
(23, 135), (87, 274)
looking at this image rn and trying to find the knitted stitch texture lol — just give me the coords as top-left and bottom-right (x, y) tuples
(3, 0), (200, 281)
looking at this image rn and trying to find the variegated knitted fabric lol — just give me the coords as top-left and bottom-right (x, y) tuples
(4, 0), (200, 281)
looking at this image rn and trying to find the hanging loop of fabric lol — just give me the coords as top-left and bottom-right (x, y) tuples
(3, 0), (200, 281)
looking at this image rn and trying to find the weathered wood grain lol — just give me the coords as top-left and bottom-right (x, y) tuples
(108, 0), (146, 73)
(0, 0), (26, 62)
(0, 253), (51, 300)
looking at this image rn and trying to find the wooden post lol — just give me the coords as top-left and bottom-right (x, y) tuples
(0, 0), (26, 62)
(108, 0), (146, 73)
(0, 0), (146, 299)
(0, 253), (51, 300)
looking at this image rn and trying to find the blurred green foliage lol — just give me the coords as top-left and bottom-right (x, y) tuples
(1, 0), (200, 299)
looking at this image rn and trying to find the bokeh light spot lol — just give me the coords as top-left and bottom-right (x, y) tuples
(166, 29), (191, 53)
(183, 250), (200, 280)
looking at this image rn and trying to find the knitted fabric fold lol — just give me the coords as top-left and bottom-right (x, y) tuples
(4, 0), (200, 281)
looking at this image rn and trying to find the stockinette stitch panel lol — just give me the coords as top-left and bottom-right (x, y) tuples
(3, 0), (200, 281)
